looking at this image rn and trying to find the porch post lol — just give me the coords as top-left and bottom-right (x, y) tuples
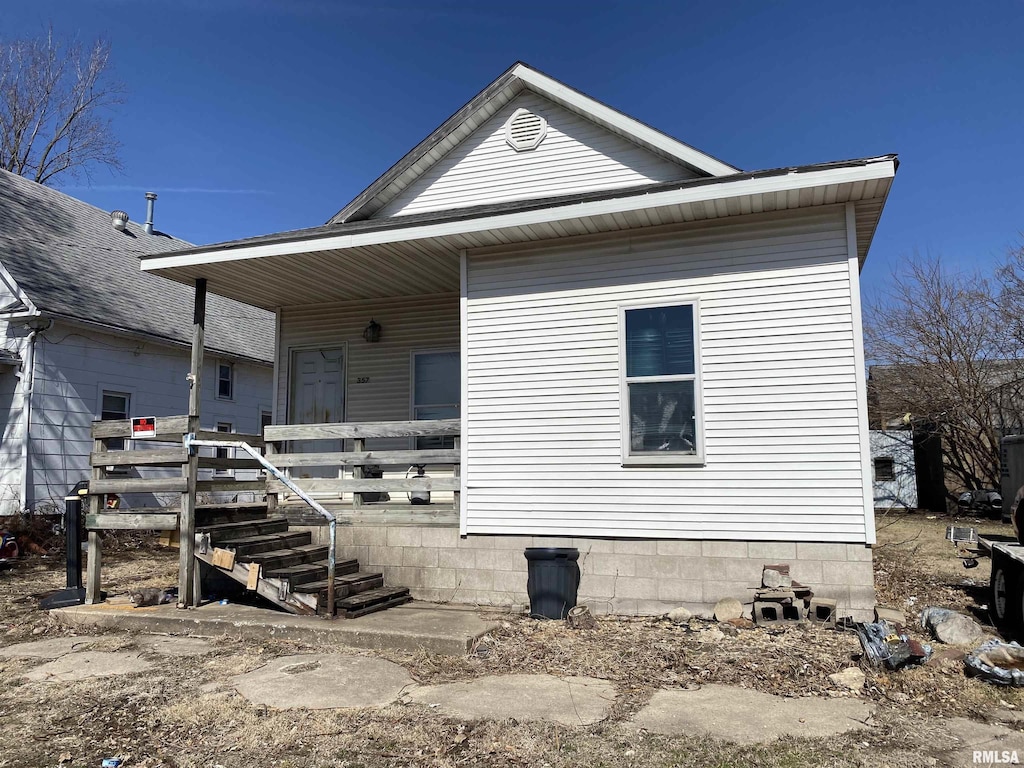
(179, 277), (206, 607)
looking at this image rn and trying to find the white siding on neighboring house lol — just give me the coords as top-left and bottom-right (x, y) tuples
(870, 430), (917, 509)
(276, 293), (460, 432)
(464, 206), (870, 543)
(22, 320), (272, 512)
(372, 91), (698, 220)
(0, 321), (28, 513)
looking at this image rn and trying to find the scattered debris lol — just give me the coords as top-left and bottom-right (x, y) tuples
(856, 620), (932, 670)
(808, 598), (838, 626)
(713, 597), (743, 622)
(920, 607), (987, 646)
(567, 605), (596, 630)
(874, 605), (906, 625)
(666, 607), (691, 624)
(752, 565), (812, 625)
(965, 639), (1024, 686)
(828, 666), (866, 691)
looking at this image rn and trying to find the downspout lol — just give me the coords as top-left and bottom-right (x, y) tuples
(18, 317), (51, 512)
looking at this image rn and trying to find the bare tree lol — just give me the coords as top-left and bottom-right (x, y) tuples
(864, 255), (1024, 498)
(0, 28), (124, 185)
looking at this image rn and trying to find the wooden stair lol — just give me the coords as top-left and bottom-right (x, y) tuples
(192, 502), (411, 618)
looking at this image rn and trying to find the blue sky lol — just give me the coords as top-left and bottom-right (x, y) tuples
(3, 0), (1022, 298)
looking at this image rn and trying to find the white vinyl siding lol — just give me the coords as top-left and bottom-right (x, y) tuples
(464, 206), (869, 542)
(276, 293), (460, 435)
(373, 91), (697, 220)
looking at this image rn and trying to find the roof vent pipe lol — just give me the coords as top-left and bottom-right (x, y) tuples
(111, 210), (129, 231)
(144, 192), (157, 235)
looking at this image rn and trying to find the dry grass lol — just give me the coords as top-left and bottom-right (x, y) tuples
(0, 517), (1021, 767)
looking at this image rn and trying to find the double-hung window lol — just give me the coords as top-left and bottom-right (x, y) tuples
(412, 350), (460, 450)
(217, 362), (233, 400)
(620, 300), (703, 465)
(101, 390), (131, 454)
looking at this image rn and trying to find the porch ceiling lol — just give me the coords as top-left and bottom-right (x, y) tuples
(142, 156), (897, 311)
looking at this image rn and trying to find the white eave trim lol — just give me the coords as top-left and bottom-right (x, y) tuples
(141, 159), (896, 273)
(512, 64), (740, 177)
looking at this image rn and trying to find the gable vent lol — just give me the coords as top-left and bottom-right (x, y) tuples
(504, 108), (548, 152)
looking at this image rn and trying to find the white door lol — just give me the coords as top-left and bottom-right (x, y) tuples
(288, 347), (345, 480)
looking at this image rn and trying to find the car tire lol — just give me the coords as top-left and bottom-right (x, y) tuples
(991, 551), (1022, 632)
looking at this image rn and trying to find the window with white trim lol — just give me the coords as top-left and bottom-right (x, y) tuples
(621, 301), (703, 464)
(217, 362), (234, 400)
(214, 422), (233, 476)
(412, 350), (459, 450)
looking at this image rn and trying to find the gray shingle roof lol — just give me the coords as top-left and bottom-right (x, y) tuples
(0, 169), (273, 363)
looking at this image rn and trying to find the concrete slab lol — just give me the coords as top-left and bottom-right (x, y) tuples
(405, 674), (616, 726)
(23, 651), (154, 682)
(942, 716), (1024, 766)
(52, 601), (496, 656)
(631, 685), (873, 744)
(231, 654), (413, 710)
(0, 636), (97, 659)
(137, 635), (215, 657)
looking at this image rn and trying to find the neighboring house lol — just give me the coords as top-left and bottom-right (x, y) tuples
(870, 430), (917, 509)
(141, 63), (897, 619)
(0, 169), (275, 514)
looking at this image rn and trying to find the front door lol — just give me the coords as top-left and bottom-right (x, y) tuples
(288, 347), (345, 480)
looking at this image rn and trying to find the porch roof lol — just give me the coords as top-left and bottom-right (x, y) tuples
(140, 155), (897, 311)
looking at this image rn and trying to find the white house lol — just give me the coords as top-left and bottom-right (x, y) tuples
(870, 430), (918, 509)
(141, 63), (896, 619)
(0, 169), (275, 515)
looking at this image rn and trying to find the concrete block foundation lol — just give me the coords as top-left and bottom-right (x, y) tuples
(308, 527), (876, 621)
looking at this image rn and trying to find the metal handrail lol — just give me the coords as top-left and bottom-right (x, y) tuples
(183, 434), (339, 617)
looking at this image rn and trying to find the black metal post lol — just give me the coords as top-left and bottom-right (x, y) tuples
(40, 488), (93, 609)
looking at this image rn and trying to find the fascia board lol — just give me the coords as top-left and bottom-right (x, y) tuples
(141, 160), (896, 273)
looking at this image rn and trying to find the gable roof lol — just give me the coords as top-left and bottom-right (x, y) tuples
(0, 169), (274, 364)
(330, 62), (740, 224)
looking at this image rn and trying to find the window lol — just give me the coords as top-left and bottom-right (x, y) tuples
(874, 457), (895, 481)
(620, 301), (702, 464)
(260, 408), (273, 432)
(217, 362), (233, 400)
(412, 350), (459, 450)
(214, 422), (233, 476)
(100, 390), (130, 453)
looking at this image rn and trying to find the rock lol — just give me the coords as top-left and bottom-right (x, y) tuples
(31, 626), (45, 635)
(762, 568), (784, 588)
(713, 597), (743, 622)
(874, 605), (906, 625)
(726, 617), (754, 629)
(666, 607), (692, 624)
(719, 623), (739, 637)
(828, 667), (866, 691)
(698, 627), (725, 642)
(921, 607), (987, 646)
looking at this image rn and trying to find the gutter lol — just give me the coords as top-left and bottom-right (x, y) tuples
(17, 316), (51, 512)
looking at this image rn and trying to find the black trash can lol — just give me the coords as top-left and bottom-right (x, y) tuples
(525, 547), (580, 619)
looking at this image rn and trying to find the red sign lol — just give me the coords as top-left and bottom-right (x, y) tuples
(131, 417), (156, 438)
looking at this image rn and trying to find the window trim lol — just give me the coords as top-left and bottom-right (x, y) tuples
(618, 298), (705, 466)
(216, 360), (234, 401)
(873, 456), (895, 482)
(213, 421), (234, 477)
(97, 387), (132, 473)
(409, 348), (460, 451)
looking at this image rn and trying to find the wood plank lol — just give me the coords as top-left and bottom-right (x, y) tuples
(91, 415), (190, 440)
(87, 513), (179, 530)
(90, 447), (187, 467)
(194, 429), (265, 447)
(264, 418), (460, 441)
(267, 477), (460, 494)
(197, 456), (264, 470)
(270, 449), (461, 467)
(195, 479), (266, 493)
(181, 279), (205, 609)
(193, 551), (317, 615)
(90, 477), (188, 494)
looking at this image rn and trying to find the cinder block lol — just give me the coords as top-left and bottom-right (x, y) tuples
(701, 541), (749, 559)
(490, 535), (533, 550)
(457, 534), (493, 549)
(649, 555), (683, 579)
(656, 540), (702, 557)
(438, 547), (468, 569)
(702, 580), (752, 604)
(611, 576), (659, 599)
(613, 539), (658, 555)
(819, 560), (874, 587)
(754, 600), (804, 625)
(493, 569), (526, 594)
(351, 526), (388, 546)
(366, 545), (404, 567)
(846, 544), (874, 562)
(458, 569), (494, 591)
(748, 541), (797, 560)
(808, 597), (838, 626)
(402, 547), (439, 568)
(421, 567), (459, 590)
(790, 560), (823, 584)
(795, 542), (849, 562)
(420, 527), (458, 548)
(591, 554), (636, 577)
(657, 579), (703, 603)
(579, 574), (618, 598)
(386, 527), (422, 548)
(575, 538), (616, 553)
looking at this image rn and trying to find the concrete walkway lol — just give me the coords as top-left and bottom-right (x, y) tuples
(53, 600), (498, 656)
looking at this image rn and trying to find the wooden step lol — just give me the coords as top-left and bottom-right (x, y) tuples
(215, 531), (312, 557)
(335, 586), (411, 618)
(199, 517), (289, 543)
(239, 544), (329, 570)
(294, 571), (383, 595)
(263, 558), (359, 587)
(195, 502), (269, 527)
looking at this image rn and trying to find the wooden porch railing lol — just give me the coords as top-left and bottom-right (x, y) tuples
(84, 414), (264, 604)
(263, 418), (461, 522)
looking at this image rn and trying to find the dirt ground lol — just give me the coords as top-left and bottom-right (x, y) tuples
(0, 513), (1022, 767)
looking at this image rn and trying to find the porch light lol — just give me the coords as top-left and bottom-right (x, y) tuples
(363, 319), (382, 343)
